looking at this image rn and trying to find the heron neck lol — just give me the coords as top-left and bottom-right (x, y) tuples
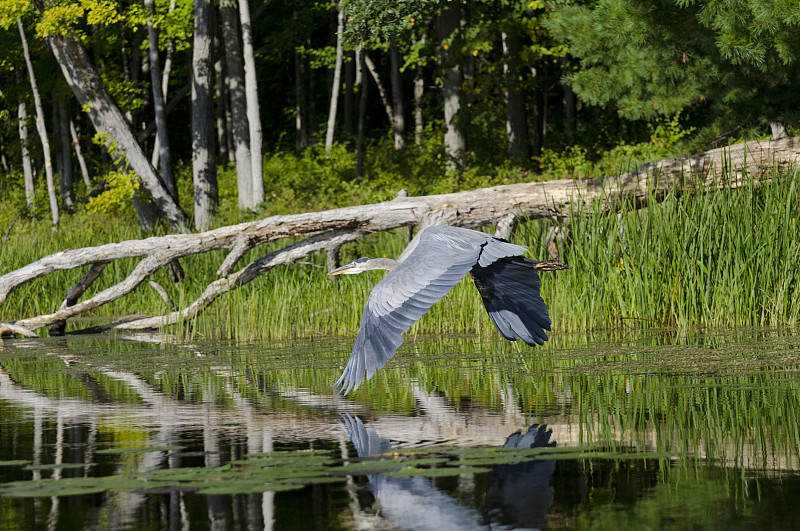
(366, 258), (399, 272)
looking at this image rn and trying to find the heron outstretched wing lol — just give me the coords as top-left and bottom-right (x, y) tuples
(335, 226), (527, 393)
(470, 257), (552, 346)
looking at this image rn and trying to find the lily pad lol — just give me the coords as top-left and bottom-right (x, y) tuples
(96, 446), (185, 454)
(384, 466), (491, 478)
(194, 482), (303, 495)
(24, 463), (95, 471)
(0, 460), (31, 467)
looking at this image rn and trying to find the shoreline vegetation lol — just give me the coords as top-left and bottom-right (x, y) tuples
(1, 137), (799, 340)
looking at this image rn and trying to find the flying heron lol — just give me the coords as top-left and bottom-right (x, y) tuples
(328, 225), (568, 393)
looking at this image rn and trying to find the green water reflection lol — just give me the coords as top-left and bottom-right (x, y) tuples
(0, 329), (798, 529)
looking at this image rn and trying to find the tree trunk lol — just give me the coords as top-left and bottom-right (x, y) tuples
(364, 53), (401, 149)
(47, 33), (187, 232)
(324, 0), (345, 151)
(295, 48), (308, 151)
(192, 0), (218, 231)
(0, 142), (7, 174)
(17, 101), (35, 207)
(145, 0), (176, 199)
(223, 64), (236, 164)
(389, 44), (405, 150)
(343, 51), (355, 138)
(19, 20), (59, 226)
(5, 135), (799, 333)
(561, 57), (575, 145)
(541, 88), (548, 151)
(531, 71), (543, 158)
(239, 0), (264, 208)
(220, 0), (253, 210)
(70, 120), (91, 188)
(356, 51), (369, 177)
(502, 31), (529, 165)
(771, 121), (788, 140)
(214, 39), (229, 164)
(437, 2), (466, 172)
(57, 97), (74, 210)
(413, 35), (426, 147)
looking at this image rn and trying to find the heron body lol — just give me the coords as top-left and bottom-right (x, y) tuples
(328, 225), (568, 393)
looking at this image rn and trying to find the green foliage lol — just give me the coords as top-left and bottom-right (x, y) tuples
(692, 0), (800, 69)
(545, 0), (800, 133)
(34, 0), (139, 38)
(154, 0), (193, 52)
(85, 170), (140, 215)
(297, 45), (337, 70)
(343, 0), (437, 47)
(0, 0), (32, 30)
(538, 115), (695, 178)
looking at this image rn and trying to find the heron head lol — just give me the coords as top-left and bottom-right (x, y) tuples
(327, 257), (372, 276)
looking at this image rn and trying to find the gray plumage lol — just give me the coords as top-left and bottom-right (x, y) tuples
(328, 225), (567, 393)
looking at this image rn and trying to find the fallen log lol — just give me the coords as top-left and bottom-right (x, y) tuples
(1, 135), (798, 334)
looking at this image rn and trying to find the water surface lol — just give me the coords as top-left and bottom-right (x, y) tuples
(0, 329), (799, 529)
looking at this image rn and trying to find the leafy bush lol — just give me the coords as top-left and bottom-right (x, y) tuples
(538, 115), (695, 179)
(86, 170), (140, 215)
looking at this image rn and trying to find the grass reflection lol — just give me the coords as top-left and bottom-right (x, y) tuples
(0, 330), (798, 474)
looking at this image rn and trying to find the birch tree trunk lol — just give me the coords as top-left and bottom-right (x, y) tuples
(239, 0), (264, 207)
(771, 121), (788, 140)
(151, 0), (177, 170)
(70, 120), (91, 188)
(325, 1), (345, 150)
(220, 0), (253, 209)
(437, 2), (466, 172)
(57, 98), (74, 209)
(144, 0), (176, 199)
(356, 50), (369, 177)
(17, 101), (35, 207)
(413, 35), (426, 147)
(47, 34), (187, 232)
(19, 20), (59, 226)
(502, 31), (529, 165)
(389, 44), (405, 150)
(214, 31), (229, 164)
(192, 0), (218, 230)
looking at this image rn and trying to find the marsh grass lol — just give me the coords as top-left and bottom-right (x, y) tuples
(1, 167), (799, 338)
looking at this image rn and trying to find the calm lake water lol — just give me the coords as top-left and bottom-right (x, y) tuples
(0, 329), (799, 529)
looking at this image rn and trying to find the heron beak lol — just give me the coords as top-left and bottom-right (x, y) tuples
(327, 264), (357, 276)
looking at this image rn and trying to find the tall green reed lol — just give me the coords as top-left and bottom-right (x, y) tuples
(1, 167), (798, 338)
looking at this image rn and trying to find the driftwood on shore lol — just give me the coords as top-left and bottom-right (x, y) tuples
(1, 136), (799, 336)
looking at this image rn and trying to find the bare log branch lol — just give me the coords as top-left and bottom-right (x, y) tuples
(0, 322), (37, 338)
(112, 229), (364, 330)
(216, 236), (252, 276)
(13, 253), (174, 330)
(148, 281), (177, 310)
(50, 261), (109, 335)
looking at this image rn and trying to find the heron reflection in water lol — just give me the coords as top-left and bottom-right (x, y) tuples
(339, 414), (557, 529)
(328, 225), (569, 392)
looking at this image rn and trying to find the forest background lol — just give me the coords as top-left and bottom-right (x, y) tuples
(0, 0), (799, 336)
